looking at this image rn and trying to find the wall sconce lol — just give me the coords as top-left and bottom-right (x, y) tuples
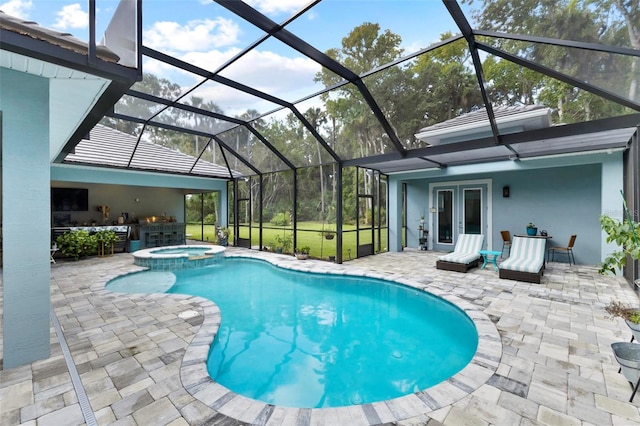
(135, 198), (140, 203)
(429, 207), (437, 213)
(502, 186), (510, 198)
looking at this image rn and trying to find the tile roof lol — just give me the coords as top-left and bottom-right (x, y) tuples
(0, 10), (120, 63)
(417, 104), (550, 133)
(64, 124), (233, 178)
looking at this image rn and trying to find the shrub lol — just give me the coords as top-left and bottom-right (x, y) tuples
(599, 214), (640, 275)
(94, 229), (118, 246)
(271, 212), (290, 227)
(56, 230), (97, 260)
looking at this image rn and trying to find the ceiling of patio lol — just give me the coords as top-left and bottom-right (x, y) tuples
(63, 0), (640, 179)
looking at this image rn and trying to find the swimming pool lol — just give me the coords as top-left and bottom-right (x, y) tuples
(109, 256), (479, 408)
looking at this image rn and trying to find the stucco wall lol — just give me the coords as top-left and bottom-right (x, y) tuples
(395, 156), (620, 266)
(490, 164), (601, 264)
(1, 69), (52, 367)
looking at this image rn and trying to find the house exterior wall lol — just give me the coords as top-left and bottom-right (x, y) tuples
(1, 69), (51, 367)
(49, 181), (186, 224)
(51, 165), (229, 227)
(490, 164), (601, 264)
(391, 151), (625, 267)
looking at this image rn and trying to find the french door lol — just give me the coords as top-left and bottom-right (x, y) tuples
(430, 181), (489, 252)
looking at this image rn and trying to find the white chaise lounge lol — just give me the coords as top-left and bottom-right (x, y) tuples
(436, 233), (485, 273)
(498, 236), (546, 283)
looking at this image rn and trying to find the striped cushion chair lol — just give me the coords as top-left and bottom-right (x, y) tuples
(436, 234), (485, 273)
(498, 236), (546, 283)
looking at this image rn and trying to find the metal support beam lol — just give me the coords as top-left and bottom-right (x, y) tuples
(259, 175), (264, 251)
(215, 0), (407, 156)
(293, 169), (298, 252)
(335, 163), (343, 264)
(342, 113), (640, 168)
(477, 42), (640, 111)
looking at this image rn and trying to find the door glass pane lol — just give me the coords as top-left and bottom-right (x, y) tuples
(464, 189), (481, 234)
(437, 190), (453, 244)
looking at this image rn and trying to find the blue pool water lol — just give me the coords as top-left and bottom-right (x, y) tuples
(164, 258), (478, 408)
(151, 247), (212, 256)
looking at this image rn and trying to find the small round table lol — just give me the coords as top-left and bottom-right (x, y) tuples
(479, 250), (502, 271)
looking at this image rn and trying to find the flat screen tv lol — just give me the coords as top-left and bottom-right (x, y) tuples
(51, 188), (89, 211)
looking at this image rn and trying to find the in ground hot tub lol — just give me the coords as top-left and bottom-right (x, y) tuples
(133, 245), (225, 270)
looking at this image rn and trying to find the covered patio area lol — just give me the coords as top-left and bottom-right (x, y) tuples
(1, 249), (638, 425)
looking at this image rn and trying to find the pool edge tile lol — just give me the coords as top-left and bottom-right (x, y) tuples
(169, 250), (501, 425)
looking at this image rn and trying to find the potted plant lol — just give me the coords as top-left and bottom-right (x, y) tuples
(605, 300), (640, 341)
(94, 229), (119, 257)
(320, 225), (335, 240)
(599, 214), (640, 282)
(295, 246), (311, 260)
(526, 222), (537, 236)
(611, 341), (640, 402)
(217, 227), (229, 246)
(606, 299), (640, 401)
(275, 234), (293, 254)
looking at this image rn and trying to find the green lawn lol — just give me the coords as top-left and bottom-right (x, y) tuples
(186, 222), (388, 261)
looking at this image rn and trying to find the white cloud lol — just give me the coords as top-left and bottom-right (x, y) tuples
(54, 3), (88, 30)
(144, 47), (321, 117)
(0, 0), (32, 19)
(204, 49), (321, 114)
(143, 18), (240, 53)
(245, 0), (310, 16)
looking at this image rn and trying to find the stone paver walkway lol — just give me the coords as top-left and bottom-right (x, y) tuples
(1, 248), (639, 425)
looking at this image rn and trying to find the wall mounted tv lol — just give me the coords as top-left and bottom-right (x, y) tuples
(51, 188), (89, 211)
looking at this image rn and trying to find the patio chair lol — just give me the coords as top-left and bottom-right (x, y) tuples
(548, 234), (577, 265)
(499, 236), (546, 283)
(500, 230), (512, 258)
(50, 243), (58, 264)
(436, 234), (485, 273)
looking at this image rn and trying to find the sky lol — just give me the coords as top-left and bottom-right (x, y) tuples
(0, 0), (471, 116)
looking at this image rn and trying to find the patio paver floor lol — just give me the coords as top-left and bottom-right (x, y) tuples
(1, 247), (639, 425)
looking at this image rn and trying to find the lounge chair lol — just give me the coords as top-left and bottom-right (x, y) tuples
(436, 234), (485, 272)
(498, 236), (546, 283)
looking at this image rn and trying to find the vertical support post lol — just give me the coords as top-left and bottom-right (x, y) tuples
(386, 177), (404, 252)
(136, 0), (143, 74)
(335, 163), (343, 264)
(292, 169), (297, 252)
(88, 0), (96, 65)
(259, 174), (263, 250)
(355, 167), (360, 251)
(2, 71), (51, 368)
(233, 179), (239, 246)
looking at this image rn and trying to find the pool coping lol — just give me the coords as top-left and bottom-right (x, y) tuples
(132, 244), (226, 260)
(105, 250), (502, 425)
(132, 244), (226, 270)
